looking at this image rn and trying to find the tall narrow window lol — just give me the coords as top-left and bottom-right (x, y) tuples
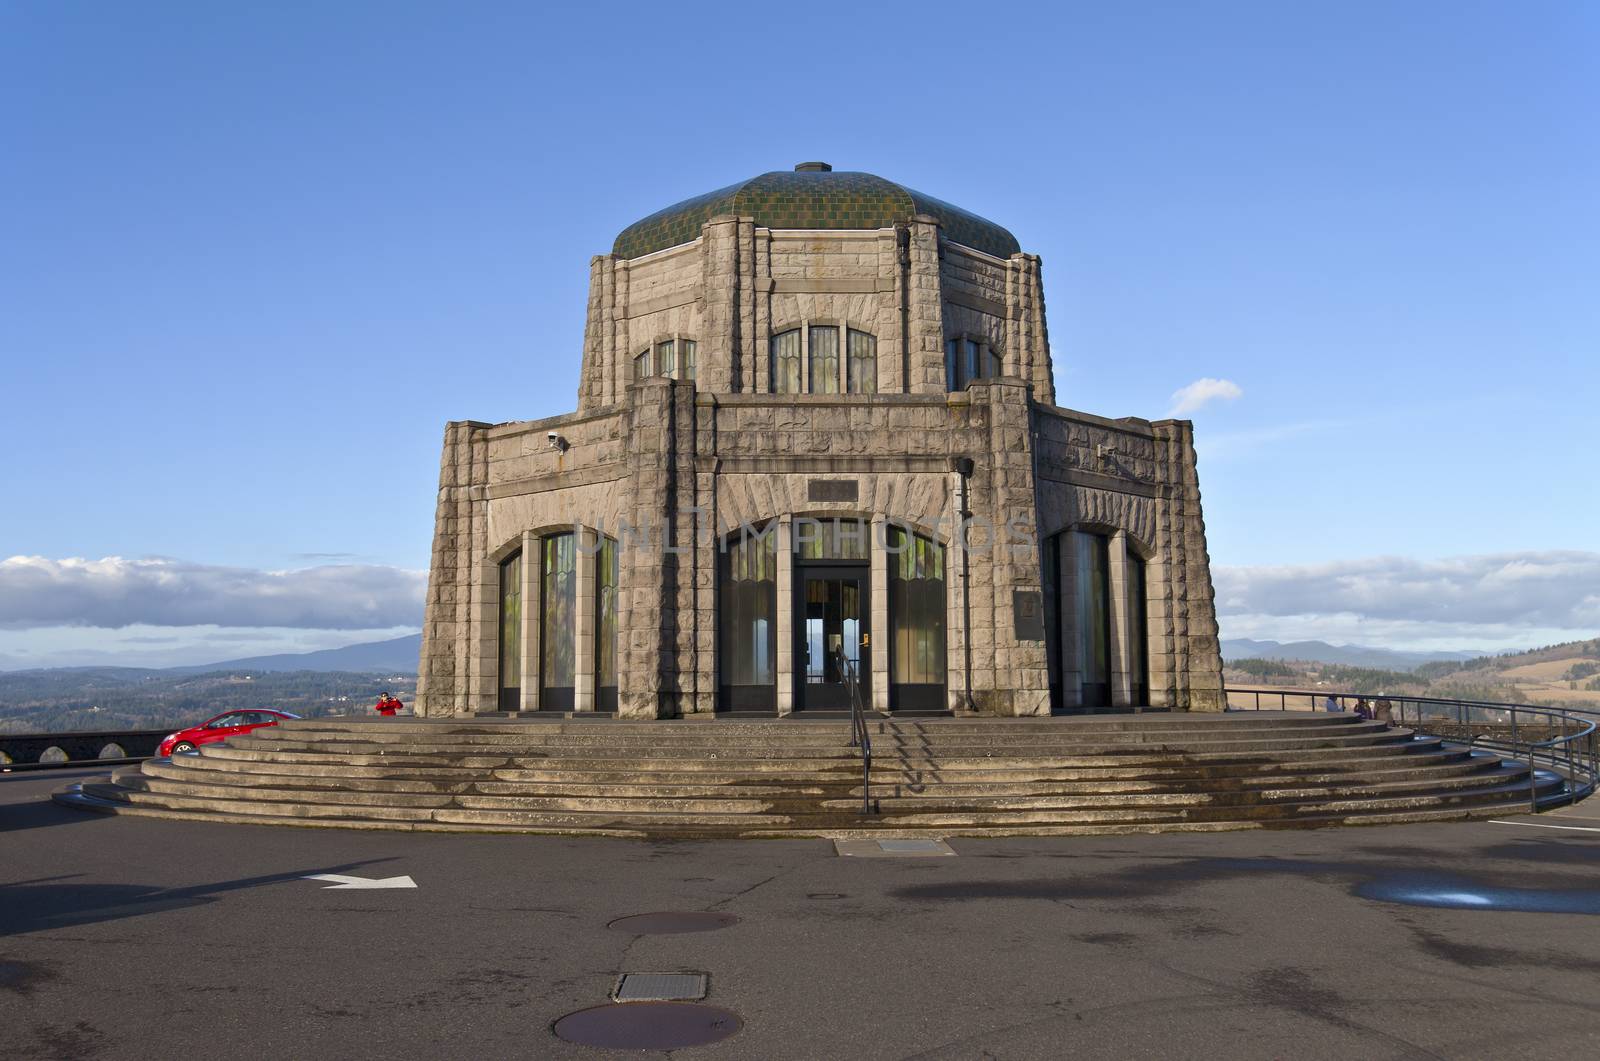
(888, 527), (946, 711)
(847, 329), (877, 394)
(1127, 551), (1149, 706)
(657, 339), (676, 378)
(1074, 530), (1111, 707)
(771, 329), (802, 394)
(1042, 533), (1062, 712)
(809, 325), (839, 394)
(541, 533), (576, 709)
(679, 339), (697, 381)
(497, 551), (522, 711)
(595, 536), (618, 712)
(634, 350), (650, 381)
(720, 527), (777, 711)
(945, 337), (1000, 391)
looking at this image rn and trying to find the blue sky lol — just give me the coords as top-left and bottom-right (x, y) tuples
(2, 1), (1596, 667)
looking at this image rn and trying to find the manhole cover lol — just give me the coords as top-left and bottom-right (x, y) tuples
(614, 972), (707, 1001)
(607, 911), (739, 934)
(553, 1002), (742, 1050)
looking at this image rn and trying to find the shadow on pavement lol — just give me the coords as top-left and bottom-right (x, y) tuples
(0, 858), (401, 937)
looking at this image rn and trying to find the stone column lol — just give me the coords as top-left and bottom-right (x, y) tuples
(418, 420), (489, 717)
(947, 468), (971, 714)
(612, 260), (631, 404)
(870, 515), (890, 712)
(470, 553), (497, 714)
(519, 529), (540, 711)
(775, 515), (795, 715)
(1107, 530), (1134, 708)
(1151, 419), (1225, 711)
(882, 229), (906, 394)
(619, 381), (671, 719)
(574, 524), (597, 712)
(1055, 531), (1081, 709)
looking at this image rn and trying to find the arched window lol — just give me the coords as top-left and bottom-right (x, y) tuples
(541, 533), (577, 710)
(498, 550), (522, 711)
(888, 527), (946, 710)
(847, 329), (877, 394)
(596, 535), (618, 712)
(720, 526), (777, 711)
(945, 337), (1000, 391)
(771, 329), (802, 394)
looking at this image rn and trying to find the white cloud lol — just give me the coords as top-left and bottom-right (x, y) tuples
(1168, 377), (1243, 416)
(1214, 551), (1600, 650)
(0, 556), (426, 631)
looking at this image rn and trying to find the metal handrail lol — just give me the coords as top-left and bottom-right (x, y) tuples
(835, 647), (875, 814)
(1225, 686), (1600, 812)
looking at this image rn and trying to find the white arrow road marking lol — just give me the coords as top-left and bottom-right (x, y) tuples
(1489, 820), (1600, 834)
(303, 873), (417, 889)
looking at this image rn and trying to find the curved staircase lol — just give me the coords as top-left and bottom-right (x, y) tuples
(54, 713), (1563, 838)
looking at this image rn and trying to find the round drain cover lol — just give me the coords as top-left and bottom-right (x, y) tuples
(607, 911), (739, 934)
(554, 1002), (742, 1050)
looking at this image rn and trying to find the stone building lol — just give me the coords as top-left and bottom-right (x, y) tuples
(415, 164), (1224, 719)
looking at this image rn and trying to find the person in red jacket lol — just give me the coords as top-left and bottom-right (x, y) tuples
(374, 692), (403, 716)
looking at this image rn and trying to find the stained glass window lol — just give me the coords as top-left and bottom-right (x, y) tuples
(498, 551), (522, 711)
(809, 325), (839, 394)
(794, 518), (869, 561)
(1074, 530), (1111, 707)
(888, 527), (946, 706)
(1127, 551), (1149, 705)
(720, 527), (776, 709)
(541, 533), (576, 707)
(771, 329), (802, 394)
(847, 329), (877, 394)
(596, 536), (617, 708)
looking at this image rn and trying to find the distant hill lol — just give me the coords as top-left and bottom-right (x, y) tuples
(1221, 639), (1484, 671)
(168, 634), (422, 675)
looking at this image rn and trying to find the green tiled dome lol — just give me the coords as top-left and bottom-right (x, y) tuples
(612, 164), (1021, 260)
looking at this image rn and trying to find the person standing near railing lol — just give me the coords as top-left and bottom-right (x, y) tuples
(1324, 695), (1341, 712)
(1374, 699), (1395, 728)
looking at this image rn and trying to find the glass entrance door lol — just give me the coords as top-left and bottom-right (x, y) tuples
(797, 566), (868, 711)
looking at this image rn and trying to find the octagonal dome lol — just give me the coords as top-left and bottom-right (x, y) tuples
(612, 163), (1022, 261)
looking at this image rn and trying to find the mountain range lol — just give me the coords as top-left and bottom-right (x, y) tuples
(1220, 639), (1485, 670)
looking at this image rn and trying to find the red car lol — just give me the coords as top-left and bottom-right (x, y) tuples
(158, 710), (301, 756)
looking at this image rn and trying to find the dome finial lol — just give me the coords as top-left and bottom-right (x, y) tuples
(794, 161), (832, 172)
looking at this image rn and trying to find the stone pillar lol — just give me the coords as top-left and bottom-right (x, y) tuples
(581, 256), (606, 411)
(470, 553), (497, 714)
(419, 420), (491, 717)
(882, 229), (907, 394)
(573, 524), (597, 712)
(947, 468), (971, 714)
(1055, 531), (1082, 709)
(700, 215), (741, 396)
(906, 216), (946, 394)
(870, 515), (890, 712)
(967, 379), (1050, 715)
(1107, 530), (1134, 708)
(1151, 419), (1225, 711)
(753, 228), (772, 395)
(619, 381), (671, 719)
(611, 260), (631, 404)
(775, 515), (795, 715)
(1005, 254), (1055, 407)
(519, 529), (540, 711)
(688, 397), (718, 714)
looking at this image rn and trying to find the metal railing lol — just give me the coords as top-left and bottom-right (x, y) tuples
(1226, 687), (1600, 811)
(836, 648), (875, 814)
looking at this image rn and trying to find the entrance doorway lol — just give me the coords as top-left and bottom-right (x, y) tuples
(796, 565), (869, 711)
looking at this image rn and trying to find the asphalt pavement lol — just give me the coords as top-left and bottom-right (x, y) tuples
(4, 766), (1600, 1060)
